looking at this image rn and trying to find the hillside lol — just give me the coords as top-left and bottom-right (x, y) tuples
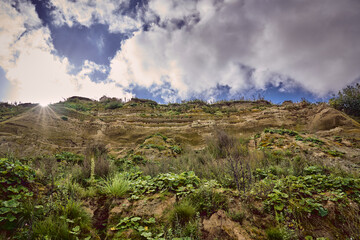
(1, 97), (360, 240)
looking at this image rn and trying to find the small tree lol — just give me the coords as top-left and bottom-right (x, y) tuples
(211, 129), (253, 194)
(330, 83), (360, 116)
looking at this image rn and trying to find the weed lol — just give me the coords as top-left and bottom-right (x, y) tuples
(264, 129), (299, 137)
(171, 145), (182, 154)
(113, 216), (163, 240)
(325, 150), (345, 157)
(166, 212), (202, 240)
(128, 171), (200, 199)
(55, 151), (84, 165)
(169, 200), (196, 226)
(0, 158), (35, 230)
(187, 185), (228, 217)
(142, 144), (167, 151)
(99, 173), (129, 198)
(207, 129), (236, 158)
(228, 211), (246, 224)
(32, 199), (91, 240)
(145, 133), (168, 141)
(33, 215), (73, 240)
(105, 101), (123, 110)
(266, 227), (284, 240)
(334, 136), (342, 143)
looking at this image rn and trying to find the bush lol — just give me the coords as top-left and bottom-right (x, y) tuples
(55, 151), (84, 165)
(169, 200), (196, 226)
(105, 101), (123, 110)
(188, 186), (228, 217)
(330, 83), (360, 116)
(207, 129), (236, 158)
(266, 227), (284, 240)
(228, 211), (246, 224)
(64, 102), (90, 111)
(0, 158), (35, 230)
(99, 173), (129, 198)
(32, 200), (91, 240)
(128, 171), (200, 199)
(33, 215), (73, 240)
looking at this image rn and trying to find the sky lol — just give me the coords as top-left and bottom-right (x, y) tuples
(1, 0), (360, 105)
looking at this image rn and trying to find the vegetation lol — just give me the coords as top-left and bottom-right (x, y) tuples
(0, 158), (34, 230)
(0, 97), (359, 239)
(330, 83), (360, 116)
(99, 173), (129, 197)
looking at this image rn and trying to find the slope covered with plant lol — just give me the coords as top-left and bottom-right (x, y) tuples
(0, 96), (359, 240)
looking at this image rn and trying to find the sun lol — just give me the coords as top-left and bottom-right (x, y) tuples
(38, 101), (50, 107)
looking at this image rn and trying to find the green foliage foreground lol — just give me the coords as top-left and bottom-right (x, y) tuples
(1, 127), (360, 239)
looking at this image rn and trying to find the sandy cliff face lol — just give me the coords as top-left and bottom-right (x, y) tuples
(0, 100), (359, 159)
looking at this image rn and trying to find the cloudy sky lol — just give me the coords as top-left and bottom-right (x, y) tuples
(1, 0), (360, 105)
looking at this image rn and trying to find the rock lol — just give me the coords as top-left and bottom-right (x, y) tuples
(309, 108), (354, 131)
(131, 195), (176, 217)
(109, 199), (131, 219)
(202, 210), (251, 240)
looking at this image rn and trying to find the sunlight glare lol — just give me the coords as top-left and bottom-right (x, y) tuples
(39, 102), (49, 107)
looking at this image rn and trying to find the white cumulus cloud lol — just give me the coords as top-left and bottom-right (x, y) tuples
(0, 0), (132, 104)
(109, 0), (360, 100)
(50, 0), (141, 33)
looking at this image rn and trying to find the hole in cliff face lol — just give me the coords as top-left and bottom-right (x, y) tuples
(93, 196), (111, 239)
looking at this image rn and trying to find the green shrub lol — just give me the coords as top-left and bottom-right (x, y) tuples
(329, 83), (360, 116)
(32, 200), (91, 240)
(0, 158), (35, 230)
(169, 200), (196, 226)
(266, 227), (284, 240)
(105, 101), (123, 110)
(113, 216), (164, 239)
(263, 174), (360, 223)
(171, 145), (183, 154)
(99, 173), (129, 198)
(166, 213), (202, 240)
(55, 151), (84, 164)
(264, 128), (299, 137)
(142, 144), (167, 151)
(304, 166), (324, 175)
(33, 215), (73, 240)
(128, 171), (200, 199)
(325, 150), (345, 157)
(293, 155), (306, 176)
(64, 102), (90, 111)
(334, 136), (342, 143)
(228, 211), (246, 224)
(188, 186), (228, 217)
(207, 129), (236, 158)
(61, 200), (91, 227)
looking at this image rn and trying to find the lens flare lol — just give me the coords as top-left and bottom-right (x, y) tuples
(39, 102), (49, 107)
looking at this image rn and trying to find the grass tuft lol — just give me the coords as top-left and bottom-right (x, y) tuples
(99, 173), (130, 198)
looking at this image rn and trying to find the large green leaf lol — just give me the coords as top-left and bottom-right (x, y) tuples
(318, 207), (328, 217)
